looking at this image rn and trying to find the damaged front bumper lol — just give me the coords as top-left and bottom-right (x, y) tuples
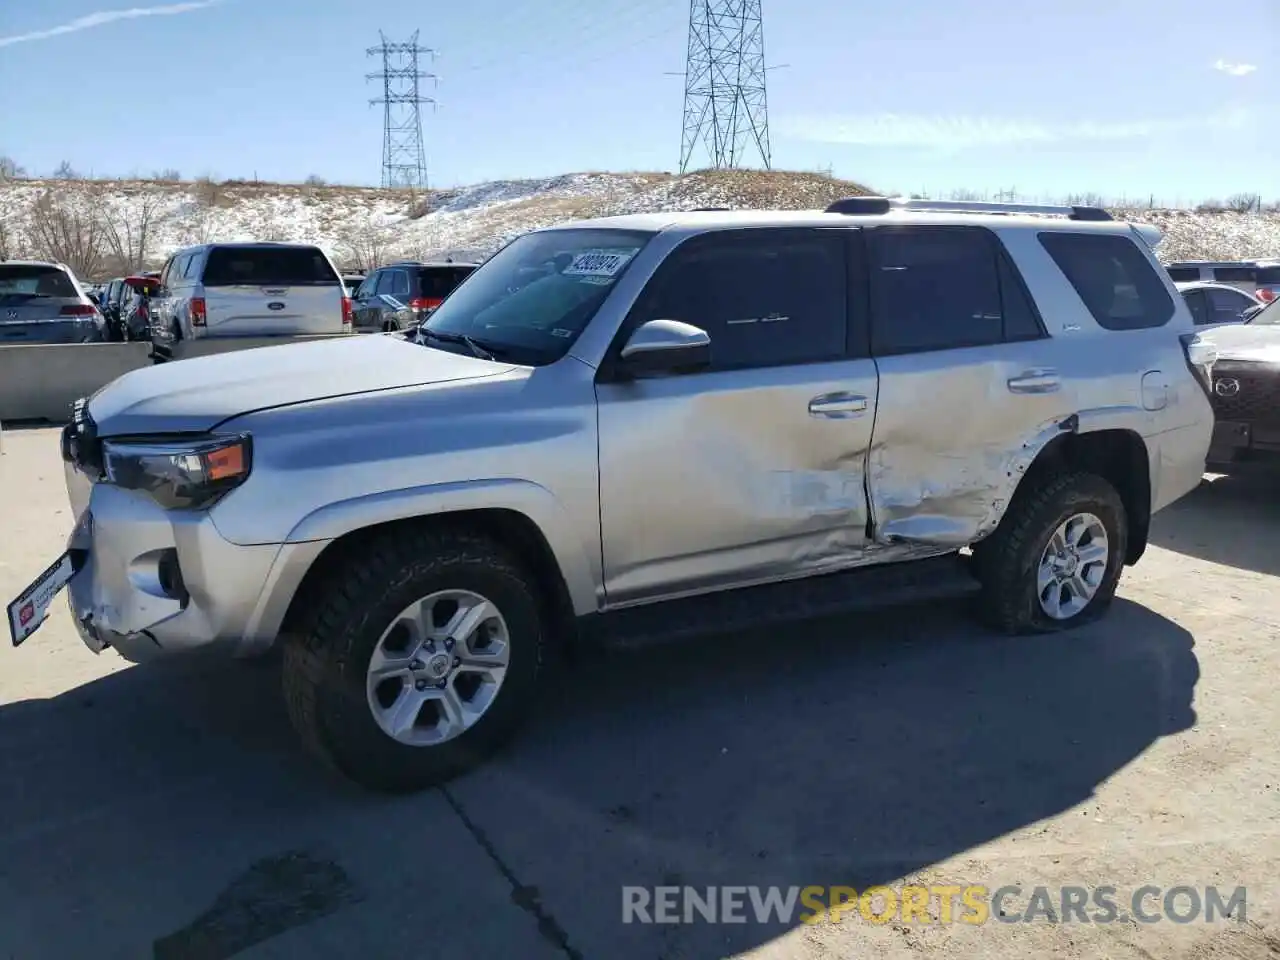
(63, 461), (328, 663)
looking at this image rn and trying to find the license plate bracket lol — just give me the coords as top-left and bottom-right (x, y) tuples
(7, 550), (86, 647)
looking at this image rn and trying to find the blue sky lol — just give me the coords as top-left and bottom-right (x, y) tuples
(0, 0), (1275, 202)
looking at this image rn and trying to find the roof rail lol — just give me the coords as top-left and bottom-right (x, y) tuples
(823, 195), (1113, 221)
(886, 197), (1113, 221)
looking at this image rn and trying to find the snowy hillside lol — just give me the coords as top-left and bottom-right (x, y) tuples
(1, 170), (1277, 278)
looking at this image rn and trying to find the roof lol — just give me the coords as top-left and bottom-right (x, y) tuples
(551, 207), (1152, 239)
(0, 259), (66, 268)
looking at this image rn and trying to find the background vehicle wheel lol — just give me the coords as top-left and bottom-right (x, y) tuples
(282, 527), (545, 792)
(972, 472), (1127, 635)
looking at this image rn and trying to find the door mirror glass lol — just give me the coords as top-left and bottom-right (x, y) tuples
(617, 319), (711, 377)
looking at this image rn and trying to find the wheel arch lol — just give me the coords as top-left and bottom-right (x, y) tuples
(1010, 426), (1152, 564)
(277, 481), (599, 647)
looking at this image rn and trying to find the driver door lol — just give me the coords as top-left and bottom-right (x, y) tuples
(594, 227), (879, 606)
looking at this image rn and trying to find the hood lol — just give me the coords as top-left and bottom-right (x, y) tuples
(1199, 323), (1280, 364)
(88, 334), (515, 436)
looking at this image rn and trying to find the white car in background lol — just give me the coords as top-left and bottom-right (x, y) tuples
(1174, 281), (1260, 330)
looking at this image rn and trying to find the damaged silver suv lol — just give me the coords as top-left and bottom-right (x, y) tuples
(8, 197), (1216, 792)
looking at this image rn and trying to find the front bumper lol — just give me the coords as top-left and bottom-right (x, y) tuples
(63, 461), (329, 663)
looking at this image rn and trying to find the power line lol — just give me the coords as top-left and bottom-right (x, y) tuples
(367, 31), (437, 190)
(678, 0), (772, 172)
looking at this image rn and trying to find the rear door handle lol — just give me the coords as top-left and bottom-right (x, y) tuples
(1007, 369), (1061, 394)
(808, 392), (868, 418)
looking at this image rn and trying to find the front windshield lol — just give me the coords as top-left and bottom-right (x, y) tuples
(1251, 299), (1279, 326)
(421, 228), (654, 365)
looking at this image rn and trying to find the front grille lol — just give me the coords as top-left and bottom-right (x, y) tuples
(1210, 363), (1280, 425)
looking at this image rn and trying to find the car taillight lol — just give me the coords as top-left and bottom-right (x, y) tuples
(60, 304), (98, 317)
(190, 297), (207, 327)
(341, 296), (353, 331)
(408, 297), (443, 311)
(1179, 333), (1217, 401)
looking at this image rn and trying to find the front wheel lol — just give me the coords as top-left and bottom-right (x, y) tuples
(282, 527), (546, 792)
(973, 472), (1127, 634)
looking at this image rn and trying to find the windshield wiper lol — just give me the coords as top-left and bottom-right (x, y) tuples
(419, 328), (499, 361)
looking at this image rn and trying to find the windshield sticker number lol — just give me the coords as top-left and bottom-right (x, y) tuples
(550, 328), (574, 338)
(563, 250), (635, 278)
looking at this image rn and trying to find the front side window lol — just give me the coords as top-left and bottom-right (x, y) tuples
(1039, 232), (1174, 331)
(1205, 287), (1254, 324)
(422, 228), (654, 366)
(626, 228), (847, 370)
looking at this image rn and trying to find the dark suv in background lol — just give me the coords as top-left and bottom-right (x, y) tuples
(351, 260), (478, 332)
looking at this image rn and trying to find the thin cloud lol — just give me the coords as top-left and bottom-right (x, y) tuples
(0, 1), (221, 49)
(1213, 59), (1257, 76)
(777, 110), (1251, 149)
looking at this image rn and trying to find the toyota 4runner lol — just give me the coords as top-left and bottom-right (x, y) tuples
(7, 197), (1217, 792)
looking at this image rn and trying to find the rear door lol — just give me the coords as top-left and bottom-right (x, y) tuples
(596, 226), (879, 605)
(200, 245), (343, 335)
(865, 225), (1070, 545)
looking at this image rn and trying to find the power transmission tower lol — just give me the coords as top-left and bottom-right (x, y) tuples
(678, 0), (772, 173)
(367, 31), (437, 190)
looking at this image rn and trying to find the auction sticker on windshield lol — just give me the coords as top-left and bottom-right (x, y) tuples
(563, 249), (636, 278)
(7, 551), (81, 647)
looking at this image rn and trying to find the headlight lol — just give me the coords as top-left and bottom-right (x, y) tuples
(102, 434), (252, 510)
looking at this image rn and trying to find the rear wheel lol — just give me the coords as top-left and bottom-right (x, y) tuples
(973, 472), (1127, 634)
(282, 527), (546, 792)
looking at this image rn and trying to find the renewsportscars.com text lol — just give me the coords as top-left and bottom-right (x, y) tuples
(622, 884), (1247, 926)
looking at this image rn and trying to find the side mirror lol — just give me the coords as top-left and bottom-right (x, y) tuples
(617, 319), (711, 378)
(1242, 305), (1263, 322)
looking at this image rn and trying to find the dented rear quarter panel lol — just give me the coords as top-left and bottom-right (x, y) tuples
(867, 225), (1210, 548)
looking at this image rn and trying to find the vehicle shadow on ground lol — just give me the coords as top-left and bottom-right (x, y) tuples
(441, 596), (1201, 958)
(1149, 468), (1280, 576)
(0, 597), (1198, 960)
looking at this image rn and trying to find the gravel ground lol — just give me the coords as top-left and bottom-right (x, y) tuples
(0, 427), (1277, 960)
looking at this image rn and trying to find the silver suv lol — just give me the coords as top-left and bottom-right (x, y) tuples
(8, 198), (1216, 792)
(150, 241), (352, 344)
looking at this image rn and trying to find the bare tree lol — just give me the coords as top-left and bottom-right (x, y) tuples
(1226, 193), (1262, 213)
(181, 207), (224, 246)
(25, 187), (107, 276)
(0, 155), (25, 181)
(304, 174), (326, 186)
(0, 217), (24, 260)
(52, 160), (80, 180)
(336, 222), (394, 271)
(152, 168), (182, 182)
(102, 189), (165, 273)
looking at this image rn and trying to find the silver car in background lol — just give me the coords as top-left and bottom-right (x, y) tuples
(0, 261), (106, 344)
(150, 242), (353, 344)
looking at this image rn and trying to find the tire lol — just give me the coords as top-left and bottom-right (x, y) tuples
(282, 527), (546, 793)
(972, 472), (1127, 635)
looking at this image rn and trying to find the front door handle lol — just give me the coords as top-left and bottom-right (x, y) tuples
(1007, 369), (1061, 394)
(808, 392), (868, 418)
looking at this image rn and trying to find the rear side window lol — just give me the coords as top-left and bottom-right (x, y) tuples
(1212, 266), (1255, 283)
(414, 266), (475, 299)
(1038, 232), (1174, 331)
(201, 246), (339, 287)
(1165, 266), (1201, 283)
(868, 226), (1043, 354)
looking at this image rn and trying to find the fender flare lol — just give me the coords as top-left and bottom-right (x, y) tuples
(284, 477), (601, 615)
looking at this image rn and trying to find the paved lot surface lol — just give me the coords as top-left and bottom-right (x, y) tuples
(0, 425), (1277, 960)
